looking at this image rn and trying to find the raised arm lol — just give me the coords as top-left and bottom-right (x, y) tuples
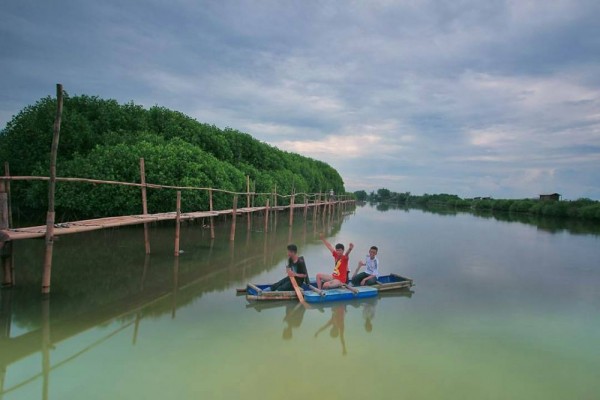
(320, 233), (336, 253)
(345, 243), (354, 257)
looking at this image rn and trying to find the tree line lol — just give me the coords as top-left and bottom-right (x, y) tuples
(0, 94), (346, 220)
(354, 188), (600, 221)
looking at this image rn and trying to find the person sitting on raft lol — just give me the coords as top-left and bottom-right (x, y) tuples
(269, 244), (308, 291)
(316, 233), (354, 290)
(351, 246), (380, 286)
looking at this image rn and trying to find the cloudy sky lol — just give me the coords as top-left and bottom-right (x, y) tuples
(1, 0), (599, 199)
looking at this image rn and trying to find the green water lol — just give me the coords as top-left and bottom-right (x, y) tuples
(1, 205), (599, 399)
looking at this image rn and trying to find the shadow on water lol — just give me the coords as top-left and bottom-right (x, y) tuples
(0, 207), (354, 397)
(362, 202), (600, 236)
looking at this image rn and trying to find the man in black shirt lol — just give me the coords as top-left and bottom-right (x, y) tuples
(270, 244), (308, 291)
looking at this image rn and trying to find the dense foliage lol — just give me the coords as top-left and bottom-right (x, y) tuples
(355, 189), (600, 221)
(0, 94), (345, 219)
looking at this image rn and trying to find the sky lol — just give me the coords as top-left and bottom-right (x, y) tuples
(1, 0), (599, 199)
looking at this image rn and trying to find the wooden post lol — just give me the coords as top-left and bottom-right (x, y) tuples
(303, 194), (308, 219)
(246, 176), (251, 231)
(289, 190), (295, 227)
(140, 158), (151, 254)
(42, 84), (63, 295)
(230, 195), (238, 241)
(264, 198), (270, 233)
(317, 193), (321, 215)
(0, 177), (11, 287)
(4, 162), (12, 228)
(0, 180), (7, 230)
(274, 185), (278, 208)
(209, 188), (215, 239)
(174, 191), (181, 256)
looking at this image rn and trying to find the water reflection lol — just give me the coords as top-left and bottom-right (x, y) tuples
(315, 304), (347, 355)
(282, 303), (305, 340)
(245, 289), (414, 356)
(0, 207), (354, 399)
(360, 202), (600, 236)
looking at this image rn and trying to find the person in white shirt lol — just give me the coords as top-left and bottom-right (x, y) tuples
(350, 246), (380, 286)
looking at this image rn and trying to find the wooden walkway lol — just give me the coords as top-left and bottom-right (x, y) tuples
(1, 202), (350, 241)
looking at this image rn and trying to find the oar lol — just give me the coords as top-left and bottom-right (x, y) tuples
(289, 274), (309, 307)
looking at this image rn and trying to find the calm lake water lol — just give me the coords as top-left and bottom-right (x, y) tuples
(1, 204), (599, 399)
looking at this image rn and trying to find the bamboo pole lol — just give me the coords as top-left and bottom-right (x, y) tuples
(0, 175), (275, 196)
(246, 175), (251, 231)
(0, 180), (7, 230)
(317, 193), (321, 215)
(42, 84), (63, 295)
(140, 158), (151, 254)
(174, 191), (181, 257)
(230, 195), (238, 241)
(274, 185), (278, 208)
(303, 194), (308, 219)
(289, 189), (295, 227)
(209, 188), (215, 239)
(4, 162), (12, 228)
(0, 175), (7, 293)
(264, 198), (270, 233)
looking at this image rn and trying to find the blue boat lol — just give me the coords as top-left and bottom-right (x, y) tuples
(304, 286), (378, 303)
(240, 273), (413, 302)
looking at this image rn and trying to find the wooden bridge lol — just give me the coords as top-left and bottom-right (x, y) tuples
(0, 169), (354, 293)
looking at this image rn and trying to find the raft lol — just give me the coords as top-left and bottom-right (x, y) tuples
(242, 273), (414, 301)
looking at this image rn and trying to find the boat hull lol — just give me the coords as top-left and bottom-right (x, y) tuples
(304, 286), (378, 303)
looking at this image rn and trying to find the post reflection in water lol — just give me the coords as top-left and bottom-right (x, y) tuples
(0, 201), (597, 399)
(0, 206), (351, 398)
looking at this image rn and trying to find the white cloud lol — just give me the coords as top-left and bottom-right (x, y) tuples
(1, 0), (600, 199)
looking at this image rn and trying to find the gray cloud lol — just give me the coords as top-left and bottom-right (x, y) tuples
(1, 0), (599, 199)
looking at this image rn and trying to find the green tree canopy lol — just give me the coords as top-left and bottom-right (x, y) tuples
(0, 94), (346, 219)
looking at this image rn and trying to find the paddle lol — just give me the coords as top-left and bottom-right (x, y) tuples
(288, 272), (309, 307)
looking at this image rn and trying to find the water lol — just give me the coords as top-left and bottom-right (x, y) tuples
(1, 205), (599, 399)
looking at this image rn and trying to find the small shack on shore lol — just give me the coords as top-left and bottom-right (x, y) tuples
(539, 193), (561, 201)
